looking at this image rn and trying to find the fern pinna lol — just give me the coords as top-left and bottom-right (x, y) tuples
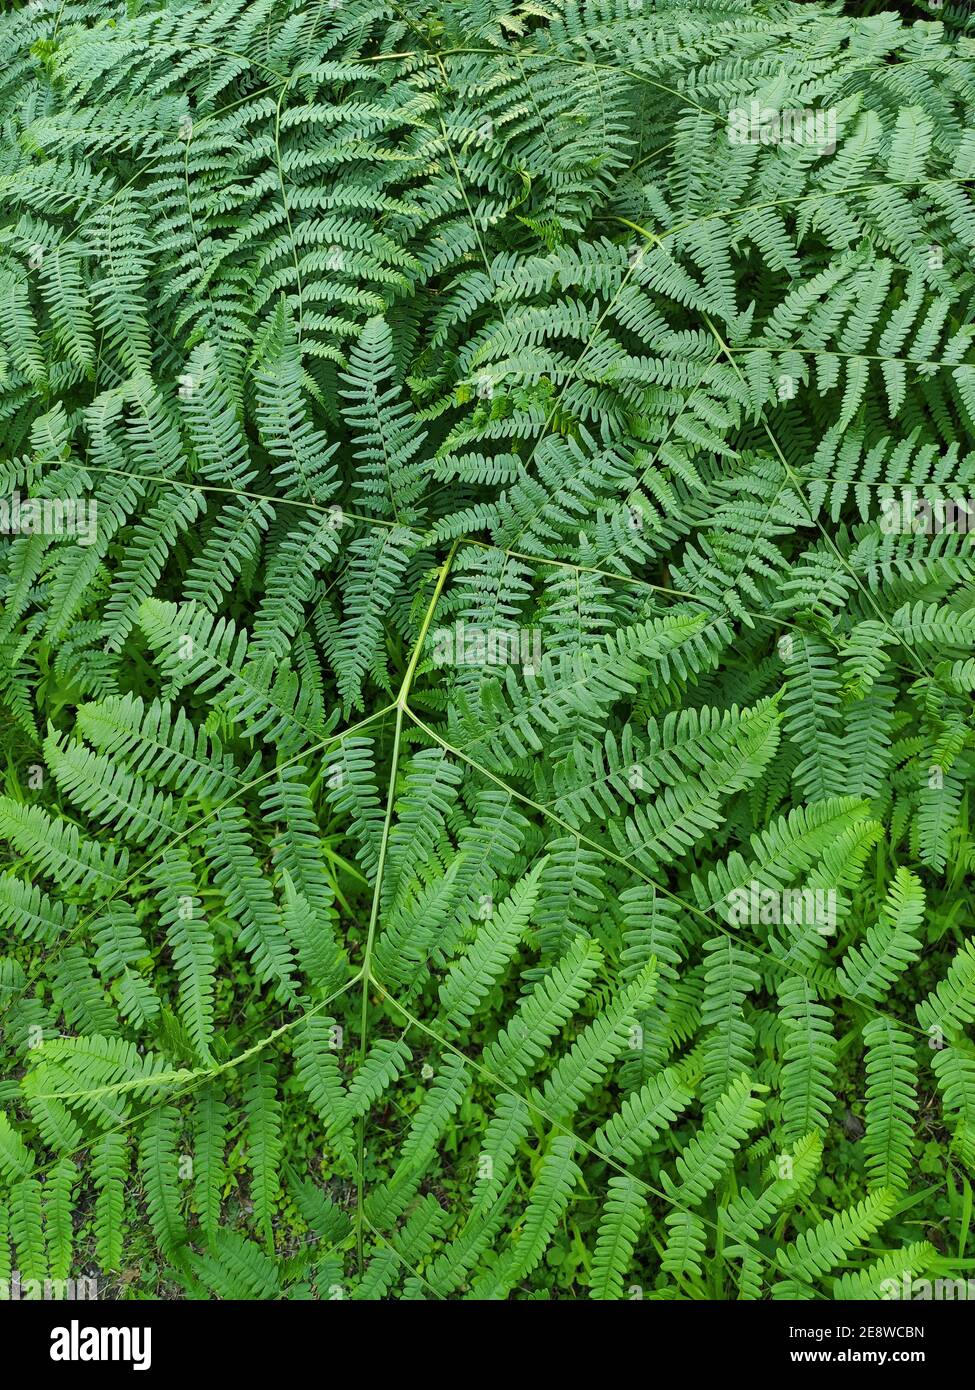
(1, 0), (974, 1303)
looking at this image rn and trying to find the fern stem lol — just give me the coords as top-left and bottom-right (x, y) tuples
(353, 541), (459, 1268)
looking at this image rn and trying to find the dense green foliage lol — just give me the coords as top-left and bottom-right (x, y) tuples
(2, 0), (975, 1301)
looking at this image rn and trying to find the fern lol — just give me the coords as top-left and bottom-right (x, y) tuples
(589, 1176), (649, 1300)
(0, 0), (973, 1308)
